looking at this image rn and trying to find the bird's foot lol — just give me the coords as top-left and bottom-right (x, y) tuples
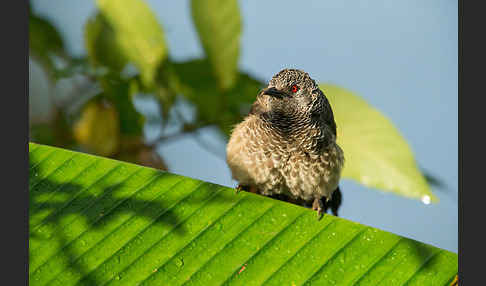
(312, 197), (325, 220)
(235, 184), (246, 194)
(236, 184), (258, 194)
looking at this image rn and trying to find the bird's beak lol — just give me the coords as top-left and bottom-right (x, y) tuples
(262, 87), (286, 98)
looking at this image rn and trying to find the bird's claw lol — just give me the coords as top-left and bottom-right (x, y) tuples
(312, 198), (324, 220)
(235, 185), (243, 194)
(235, 184), (248, 194)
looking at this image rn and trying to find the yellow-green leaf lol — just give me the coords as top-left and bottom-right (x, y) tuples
(321, 84), (437, 203)
(96, 0), (168, 87)
(191, 0), (242, 90)
(73, 100), (119, 156)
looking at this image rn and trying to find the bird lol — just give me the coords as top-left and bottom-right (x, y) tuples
(226, 69), (344, 218)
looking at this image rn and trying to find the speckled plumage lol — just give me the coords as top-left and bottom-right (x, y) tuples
(226, 69), (344, 216)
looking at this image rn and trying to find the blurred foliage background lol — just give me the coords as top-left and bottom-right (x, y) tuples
(29, 0), (457, 251)
(29, 0), (263, 172)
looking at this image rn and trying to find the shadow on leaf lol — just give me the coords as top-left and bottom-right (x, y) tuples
(28, 158), (234, 285)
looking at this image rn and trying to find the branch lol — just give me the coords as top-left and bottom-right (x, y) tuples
(150, 105), (226, 160)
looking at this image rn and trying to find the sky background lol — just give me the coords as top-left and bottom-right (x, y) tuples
(30, 0), (458, 252)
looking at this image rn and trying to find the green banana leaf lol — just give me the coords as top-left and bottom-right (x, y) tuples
(29, 142), (457, 286)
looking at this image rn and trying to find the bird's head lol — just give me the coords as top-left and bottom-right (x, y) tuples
(251, 69), (336, 136)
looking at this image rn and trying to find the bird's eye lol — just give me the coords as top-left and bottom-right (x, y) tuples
(291, 85), (299, 93)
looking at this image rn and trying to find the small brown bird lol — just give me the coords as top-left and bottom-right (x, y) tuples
(226, 69), (344, 217)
